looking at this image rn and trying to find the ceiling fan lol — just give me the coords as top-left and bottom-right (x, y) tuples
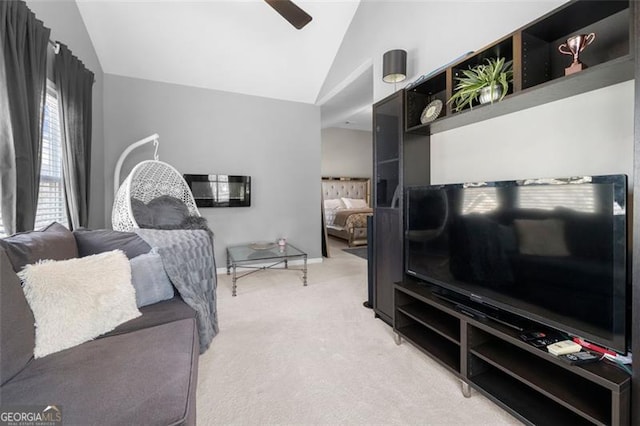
(265, 0), (312, 30)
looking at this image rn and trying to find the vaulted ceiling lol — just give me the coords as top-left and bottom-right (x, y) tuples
(76, 0), (360, 104)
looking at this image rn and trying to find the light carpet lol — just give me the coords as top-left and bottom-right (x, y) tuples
(196, 241), (519, 425)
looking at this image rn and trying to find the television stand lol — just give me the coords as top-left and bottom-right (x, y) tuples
(394, 278), (630, 425)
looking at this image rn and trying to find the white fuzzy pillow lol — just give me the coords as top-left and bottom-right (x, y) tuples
(19, 250), (141, 358)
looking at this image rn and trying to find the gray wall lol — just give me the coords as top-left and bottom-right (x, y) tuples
(321, 127), (372, 179)
(431, 81), (634, 183)
(27, 0), (106, 229)
(103, 74), (321, 265)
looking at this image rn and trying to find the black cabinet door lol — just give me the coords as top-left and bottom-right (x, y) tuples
(374, 93), (402, 208)
(374, 208), (402, 322)
(372, 91), (404, 324)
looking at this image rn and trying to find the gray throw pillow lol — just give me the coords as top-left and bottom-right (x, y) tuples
(0, 222), (78, 272)
(131, 197), (154, 227)
(73, 228), (151, 259)
(130, 251), (175, 307)
(0, 249), (35, 385)
(146, 195), (190, 226)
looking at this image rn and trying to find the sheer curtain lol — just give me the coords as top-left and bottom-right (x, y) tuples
(54, 43), (94, 230)
(0, 1), (50, 234)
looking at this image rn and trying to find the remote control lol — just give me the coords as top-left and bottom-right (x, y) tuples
(559, 351), (600, 365)
(520, 331), (547, 342)
(520, 331), (567, 349)
(547, 340), (582, 356)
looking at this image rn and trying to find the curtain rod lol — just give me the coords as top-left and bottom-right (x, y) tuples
(47, 39), (60, 54)
(47, 39), (95, 83)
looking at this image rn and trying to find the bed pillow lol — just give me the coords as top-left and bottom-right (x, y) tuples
(73, 228), (151, 259)
(0, 222), (78, 272)
(19, 250), (141, 358)
(341, 198), (368, 209)
(324, 199), (345, 210)
(130, 251), (175, 307)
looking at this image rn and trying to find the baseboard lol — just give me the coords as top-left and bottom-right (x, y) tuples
(216, 257), (322, 275)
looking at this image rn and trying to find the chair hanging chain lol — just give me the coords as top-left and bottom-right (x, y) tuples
(153, 139), (160, 161)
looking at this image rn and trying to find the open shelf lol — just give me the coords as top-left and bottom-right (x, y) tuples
(472, 368), (594, 426)
(471, 338), (612, 424)
(448, 35), (515, 115)
(469, 320), (631, 389)
(396, 302), (460, 344)
(395, 280), (459, 316)
(522, 9), (629, 89)
(395, 321), (460, 374)
(405, 71), (447, 133)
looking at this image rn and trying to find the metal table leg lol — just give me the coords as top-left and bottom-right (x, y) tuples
(226, 250), (230, 275)
(232, 264), (237, 296)
(303, 255), (307, 286)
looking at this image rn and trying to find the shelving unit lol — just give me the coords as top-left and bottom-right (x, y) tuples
(404, 0), (633, 136)
(394, 280), (631, 425)
(430, 56), (632, 134)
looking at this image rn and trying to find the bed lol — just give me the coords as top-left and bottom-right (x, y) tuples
(321, 178), (373, 247)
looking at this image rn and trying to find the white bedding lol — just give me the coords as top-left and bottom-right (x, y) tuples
(323, 198), (345, 226)
(325, 208), (339, 226)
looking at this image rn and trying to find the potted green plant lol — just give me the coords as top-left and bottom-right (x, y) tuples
(447, 57), (513, 112)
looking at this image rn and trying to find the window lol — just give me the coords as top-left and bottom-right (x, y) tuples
(462, 187), (499, 214)
(35, 85), (68, 229)
(0, 83), (67, 237)
(517, 185), (596, 213)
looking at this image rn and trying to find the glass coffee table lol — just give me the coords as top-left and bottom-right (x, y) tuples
(226, 242), (308, 296)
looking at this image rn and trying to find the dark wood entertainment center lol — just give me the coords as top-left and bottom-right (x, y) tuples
(371, 0), (640, 424)
(396, 279), (630, 425)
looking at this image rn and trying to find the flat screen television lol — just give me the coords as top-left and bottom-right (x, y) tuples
(405, 174), (628, 353)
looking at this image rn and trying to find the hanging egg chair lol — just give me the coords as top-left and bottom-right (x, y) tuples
(111, 135), (200, 231)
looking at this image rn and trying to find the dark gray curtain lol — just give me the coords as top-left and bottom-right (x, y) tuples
(0, 1), (50, 234)
(54, 43), (94, 230)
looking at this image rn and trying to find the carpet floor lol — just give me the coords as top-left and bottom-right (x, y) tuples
(196, 240), (519, 425)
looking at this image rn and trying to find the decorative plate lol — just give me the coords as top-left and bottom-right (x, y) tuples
(420, 99), (443, 124)
(250, 241), (277, 250)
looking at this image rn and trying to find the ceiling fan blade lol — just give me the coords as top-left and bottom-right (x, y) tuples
(265, 0), (312, 30)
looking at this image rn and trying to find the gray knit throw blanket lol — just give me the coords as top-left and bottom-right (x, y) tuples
(135, 227), (218, 353)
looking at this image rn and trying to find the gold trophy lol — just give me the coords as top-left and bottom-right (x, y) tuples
(558, 33), (596, 75)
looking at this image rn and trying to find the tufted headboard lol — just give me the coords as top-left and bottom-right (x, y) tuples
(321, 177), (370, 205)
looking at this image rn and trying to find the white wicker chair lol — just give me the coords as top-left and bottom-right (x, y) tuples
(112, 160), (200, 231)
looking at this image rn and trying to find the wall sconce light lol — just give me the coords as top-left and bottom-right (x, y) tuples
(382, 49), (407, 83)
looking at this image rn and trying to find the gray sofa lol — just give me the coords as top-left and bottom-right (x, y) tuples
(0, 224), (199, 425)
